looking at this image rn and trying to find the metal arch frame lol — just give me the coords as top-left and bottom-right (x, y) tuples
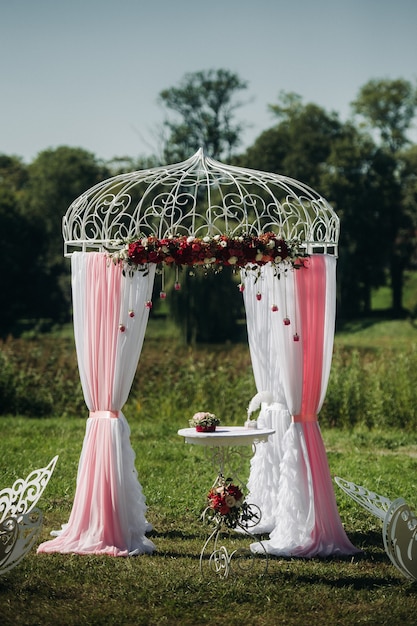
(63, 149), (339, 257)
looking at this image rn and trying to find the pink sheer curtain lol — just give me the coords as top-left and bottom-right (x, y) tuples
(292, 255), (358, 555)
(251, 256), (359, 556)
(38, 253), (155, 556)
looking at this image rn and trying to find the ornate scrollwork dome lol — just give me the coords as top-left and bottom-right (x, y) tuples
(63, 149), (339, 257)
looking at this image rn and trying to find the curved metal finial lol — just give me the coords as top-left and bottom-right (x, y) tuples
(63, 150), (339, 256)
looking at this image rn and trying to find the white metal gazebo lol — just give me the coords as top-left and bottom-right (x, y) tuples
(63, 148), (339, 256)
(38, 150), (358, 559)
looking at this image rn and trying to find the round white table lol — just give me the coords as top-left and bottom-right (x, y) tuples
(177, 426), (275, 448)
(178, 425), (275, 578)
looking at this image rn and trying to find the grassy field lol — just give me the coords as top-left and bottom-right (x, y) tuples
(1, 419), (417, 625)
(1, 319), (417, 624)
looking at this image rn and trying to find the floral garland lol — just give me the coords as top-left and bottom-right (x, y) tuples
(111, 232), (307, 335)
(111, 232), (306, 272)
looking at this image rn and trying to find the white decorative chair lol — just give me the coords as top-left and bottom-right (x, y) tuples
(334, 476), (393, 520)
(0, 456), (58, 575)
(335, 476), (417, 581)
(382, 498), (417, 581)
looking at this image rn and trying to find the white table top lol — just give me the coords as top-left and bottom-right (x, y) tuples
(177, 426), (275, 447)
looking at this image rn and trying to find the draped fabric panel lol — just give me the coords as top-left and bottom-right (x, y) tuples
(249, 256), (358, 556)
(242, 269), (291, 533)
(38, 253), (156, 556)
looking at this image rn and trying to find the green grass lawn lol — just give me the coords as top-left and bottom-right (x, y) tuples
(371, 270), (417, 314)
(1, 418), (417, 626)
(1, 314), (417, 624)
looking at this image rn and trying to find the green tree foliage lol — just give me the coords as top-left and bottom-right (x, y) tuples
(159, 68), (248, 162)
(351, 78), (417, 313)
(167, 268), (244, 344)
(243, 92), (341, 188)
(267, 92), (342, 187)
(242, 86), (417, 319)
(0, 154), (28, 192)
(237, 125), (290, 174)
(2, 76), (416, 336)
(398, 144), (417, 272)
(23, 147), (111, 322)
(0, 180), (48, 336)
(352, 78), (417, 153)
(25, 146), (110, 262)
(158, 69), (248, 343)
(320, 124), (397, 316)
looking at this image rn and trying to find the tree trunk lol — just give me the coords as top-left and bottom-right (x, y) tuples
(390, 256), (403, 316)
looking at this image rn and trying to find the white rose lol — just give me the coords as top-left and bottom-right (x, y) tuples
(225, 495), (236, 508)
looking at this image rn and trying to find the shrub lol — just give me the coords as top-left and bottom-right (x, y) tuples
(322, 344), (417, 429)
(2, 332), (417, 431)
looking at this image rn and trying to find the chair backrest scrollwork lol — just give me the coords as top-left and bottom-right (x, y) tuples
(0, 456), (58, 575)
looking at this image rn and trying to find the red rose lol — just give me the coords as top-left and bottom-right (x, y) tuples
(227, 485), (243, 501)
(128, 242), (147, 264)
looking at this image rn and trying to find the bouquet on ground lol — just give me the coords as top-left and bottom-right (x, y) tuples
(189, 412), (220, 432)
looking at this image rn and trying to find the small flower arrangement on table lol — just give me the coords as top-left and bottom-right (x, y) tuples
(189, 412), (220, 432)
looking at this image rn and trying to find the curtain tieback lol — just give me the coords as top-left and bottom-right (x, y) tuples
(89, 410), (119, 419)
(292, 414), (318, 423)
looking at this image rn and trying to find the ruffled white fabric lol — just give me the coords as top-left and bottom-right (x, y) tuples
(245, 402), (291, 533)
(244, 258), (358, 557)
(251, 422), (314, 554)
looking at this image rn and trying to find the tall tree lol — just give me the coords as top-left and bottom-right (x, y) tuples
(398, 144), (417, 274)
(320, 124), (396, 317)
(23, 147), (111, 322)
(158, 70), (248, 343)
(242, 92), (342, 188)
(352, 78), (417, 153)
(0, 182), (48, 336)
(0, 154), (28, 192)
(159, 68), (248, 162)
(241, 93), (399, 319)
(351, 78), (417, 314)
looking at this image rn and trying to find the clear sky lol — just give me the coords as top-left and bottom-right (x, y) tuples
(1, 0), (417, 163)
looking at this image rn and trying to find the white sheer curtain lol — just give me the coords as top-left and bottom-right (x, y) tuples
(38, 252), (156, 556)
(248, 256), (359, 557)
(242, 269), (291, 533)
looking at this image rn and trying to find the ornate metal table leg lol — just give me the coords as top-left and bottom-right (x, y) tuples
(205, 446), (254, 491)
(199, 473), (268, 578)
